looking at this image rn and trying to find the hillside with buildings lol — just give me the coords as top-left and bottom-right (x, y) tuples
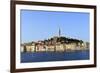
(21, 28), (89, 52)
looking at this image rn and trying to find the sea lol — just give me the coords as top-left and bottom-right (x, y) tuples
(21, 50), (89, 63)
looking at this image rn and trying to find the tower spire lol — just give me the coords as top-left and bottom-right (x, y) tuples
(59, 26), (61, 37)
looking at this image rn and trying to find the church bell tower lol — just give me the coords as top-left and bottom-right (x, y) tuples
(59, 27), (61, 37)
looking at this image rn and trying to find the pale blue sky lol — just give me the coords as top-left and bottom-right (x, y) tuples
(21, 10), (90, 43)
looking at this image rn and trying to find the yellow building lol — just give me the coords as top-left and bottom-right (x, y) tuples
(65, 43), (77, 51)
(21, 42), (36, 52)
(55, 44), (65, 51)
(35, 44), (46, 52)
(46, 45), (55, 51)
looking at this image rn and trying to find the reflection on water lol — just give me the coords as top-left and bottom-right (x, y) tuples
(21, 50), (89, 63)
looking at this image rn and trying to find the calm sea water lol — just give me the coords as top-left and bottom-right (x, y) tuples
(21, 50), (89, 63)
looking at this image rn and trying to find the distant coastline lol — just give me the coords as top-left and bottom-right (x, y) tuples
(21, 36), (89, 52)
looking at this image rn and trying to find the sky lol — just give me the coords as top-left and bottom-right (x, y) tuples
(21, 10), (90, 43)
